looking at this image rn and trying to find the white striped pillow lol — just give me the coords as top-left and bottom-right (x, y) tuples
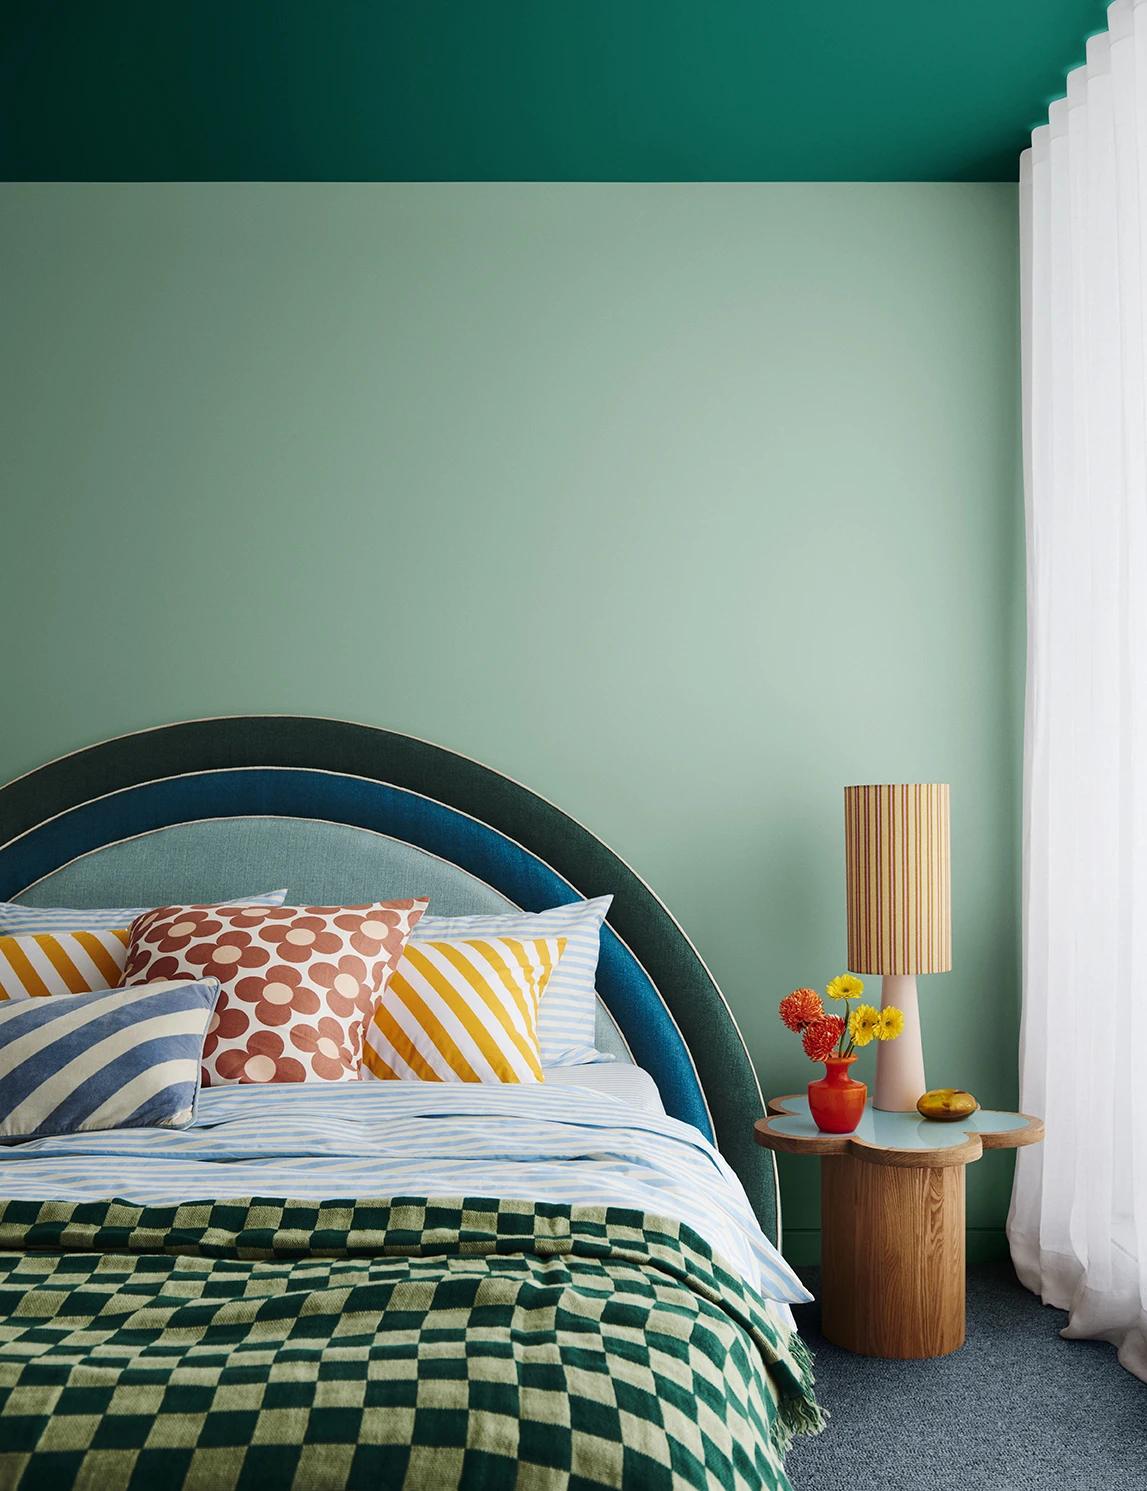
(412, 897), (611, 1067)
(362, 936), (566, 1084)
(0, 890), (289, 936)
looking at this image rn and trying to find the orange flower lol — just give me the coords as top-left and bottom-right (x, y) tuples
(289, 1016), (355, 1080)
(780, 988), (825, 1032)
(802, 1015), (845, 1062)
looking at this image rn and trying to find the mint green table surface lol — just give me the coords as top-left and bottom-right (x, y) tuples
(769, 1097), (1032, 1150)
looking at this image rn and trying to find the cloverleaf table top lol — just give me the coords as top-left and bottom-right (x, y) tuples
(755, 1095), (1044, 1168)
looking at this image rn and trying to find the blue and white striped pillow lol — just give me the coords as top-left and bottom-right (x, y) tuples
(0, 977), (221, 1138)
(412, 897), (613, 1067)
(0, 890), (289, 936)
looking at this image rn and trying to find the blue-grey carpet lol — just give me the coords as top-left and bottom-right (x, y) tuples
(785, 1264), (1147, 1491)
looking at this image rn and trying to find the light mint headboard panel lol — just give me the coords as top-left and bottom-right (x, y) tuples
(16, 815), (632, 1061)
(16, 816), (516, 915)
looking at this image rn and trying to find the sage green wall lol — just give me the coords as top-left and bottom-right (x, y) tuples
(0, 183), (1022, 1259)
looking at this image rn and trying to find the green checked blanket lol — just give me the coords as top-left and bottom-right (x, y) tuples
(0, 1197), (823, 1491)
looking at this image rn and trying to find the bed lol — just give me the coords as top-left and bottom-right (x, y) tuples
(0, 716), (823, 1489)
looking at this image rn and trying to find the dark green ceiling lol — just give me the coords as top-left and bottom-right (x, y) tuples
(0, 1), (1110, 182)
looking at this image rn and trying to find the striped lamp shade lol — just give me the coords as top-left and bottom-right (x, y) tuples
(844, 784), (951, 975)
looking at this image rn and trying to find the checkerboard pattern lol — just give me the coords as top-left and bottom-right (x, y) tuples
(0, 1197), (823, 1489)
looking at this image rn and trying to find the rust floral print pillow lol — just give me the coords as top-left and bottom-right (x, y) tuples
(123, 900), (428, 1085)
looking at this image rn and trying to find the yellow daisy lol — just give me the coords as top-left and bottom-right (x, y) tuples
(826, 973), (864, 1002)
(876, 1006), (905, 1041)
(848, 1004), (881, 1047)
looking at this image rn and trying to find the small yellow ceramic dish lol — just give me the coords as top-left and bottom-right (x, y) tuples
(917, 1088), (980, 1122)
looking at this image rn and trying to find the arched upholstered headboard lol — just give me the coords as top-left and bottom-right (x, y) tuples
(0, 717), (779, 1243)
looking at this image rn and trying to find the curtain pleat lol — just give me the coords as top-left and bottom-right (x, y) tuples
(1011, 0), (1147, 1380)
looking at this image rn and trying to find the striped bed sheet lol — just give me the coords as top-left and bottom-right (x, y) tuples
(541, 1060), (666, 1113)
(0, 1080), (809, 1309)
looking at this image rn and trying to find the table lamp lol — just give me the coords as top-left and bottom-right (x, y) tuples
(844, 783), (951, 1111)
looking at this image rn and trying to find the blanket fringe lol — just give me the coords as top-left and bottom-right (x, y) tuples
(770, 1329), (830, 1450)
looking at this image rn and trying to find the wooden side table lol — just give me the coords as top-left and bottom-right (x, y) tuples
(754, 1097), (1043, 1359)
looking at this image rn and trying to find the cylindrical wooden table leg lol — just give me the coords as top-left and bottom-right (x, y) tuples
(819, 1154), (966, 1358)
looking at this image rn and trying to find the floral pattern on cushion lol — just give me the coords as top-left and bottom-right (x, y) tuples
(137, 954), (187, 985)
(289, 1016), (355, 1081)
(310, 955), (376, 1020)
(233, 964), (321, 1027)
(257, 915), (343, 963)
(150, 911), (224, 956)
(336, 909), (414, 961)
(203, 1003), (251, 1062)
(214, 1030), (307, 1085)
(125, 900), (428, 1085)
(184, 929), (270, 983)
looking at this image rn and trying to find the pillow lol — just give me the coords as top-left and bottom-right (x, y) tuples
(362, 936), (566, 1084)
(0, 977), (221, 1138)
(0, 894), (291, 1003)
(0, 928), (131, 1002)
(123, 900), (428, 1085)
(412, 897), (612, 1067)
(0, 889), (289, 936)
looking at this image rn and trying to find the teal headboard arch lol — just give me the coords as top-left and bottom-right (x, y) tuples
(0, 717), (779, 1242)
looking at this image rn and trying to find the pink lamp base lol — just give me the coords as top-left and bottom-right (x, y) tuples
(873, 974), (927, 1111)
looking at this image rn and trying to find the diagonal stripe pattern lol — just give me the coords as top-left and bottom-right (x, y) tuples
(0, 894), (291, 1002)
(0, 928), (129, 1000)
(363, 937), (566, 1084)
(0, 977), (220, 1137)
(413, 898), (612, 1067)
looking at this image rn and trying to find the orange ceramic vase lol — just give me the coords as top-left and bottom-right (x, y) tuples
(808, 1055), (866, 1134)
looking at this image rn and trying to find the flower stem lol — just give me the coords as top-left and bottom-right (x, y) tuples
(839, 999), (854, 1059)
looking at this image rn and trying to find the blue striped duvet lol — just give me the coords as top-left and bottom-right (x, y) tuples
(0, 1081), (809, 1307)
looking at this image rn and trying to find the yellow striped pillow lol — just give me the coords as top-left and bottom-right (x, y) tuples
(0, 930), (130, 1001)
(362, 936), (566, 1084)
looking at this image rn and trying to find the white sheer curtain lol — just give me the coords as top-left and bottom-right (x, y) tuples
(1010, 0), (1147, 1380)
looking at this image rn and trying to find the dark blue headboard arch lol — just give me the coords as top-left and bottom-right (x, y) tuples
(0, 716), (778, 1242)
